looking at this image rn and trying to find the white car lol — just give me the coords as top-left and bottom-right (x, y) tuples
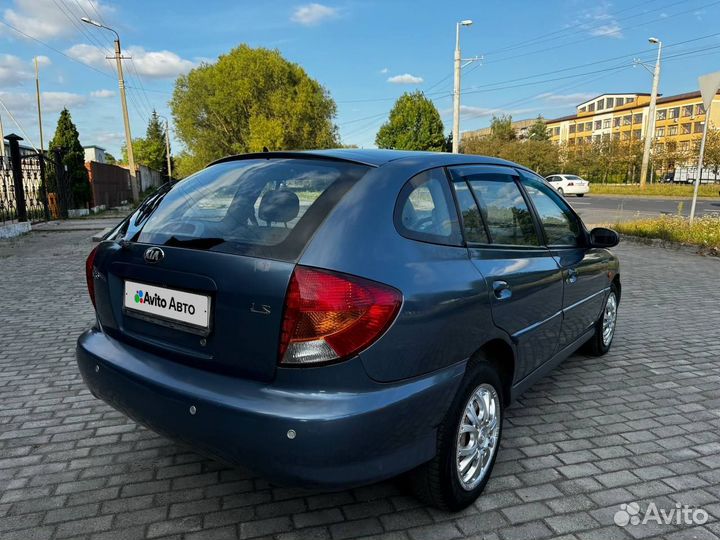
(545, 174), (590, 197)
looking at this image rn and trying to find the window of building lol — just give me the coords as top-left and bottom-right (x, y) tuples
(577, 123), (584, 133)
(655, 127), (665, 137)
(622, 115), (631, 126)
(696, 104), (705, 115)
(588, 103), (595, 112)
(680, 141), (690, 152)
(632, 129), (641, 139)
(603, 119), (611, 129)
(622, 131), (630, 141)
(585, 122), (592, 131)
(594, 120), (602, 130)
(613, 117), (621, 128)
(669, 125), (678, 136)
(569, 124), (576, 134)
(669, 107), (679, 119)
(597, 100), (605, 111)
(681, 123), (691, 135)
(633, 113), (643, 124)
(606, 97), (614, 108)
(682, 105), (693, 117)
(554, 127), (560, 136)
(593, 134), (601, 143)
(657, 109), (666, 120)
(626, 97), (635, 104)
(579, 106), (586, 113)
(656, 142), (664, 152)
(585, 136), (592, 143)
(613, 132), (621, 141)
(694, 121), (705, 133)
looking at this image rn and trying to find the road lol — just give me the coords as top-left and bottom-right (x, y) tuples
(567, 194), (720, 225)
(1, 228), (719, 539)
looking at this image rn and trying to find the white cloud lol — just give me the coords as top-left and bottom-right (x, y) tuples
(35, 55), (51, 67)
(91, 89), (115, 98)
(387, 73), (423, 85)
(291, 3), (338, 25)
(379, 67), (388, 74)
(0, 91), (87, 115)
(66, 43), (195, 79)
(589, 23), (622, 39)
(0, 54), (31, 85)
(2, 0), (112, 40)
(537, 92), (596, 105)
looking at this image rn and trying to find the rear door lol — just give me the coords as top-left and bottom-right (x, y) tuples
(91, 158), (370, 382)
(517, 171), (607, 348)
(448, 165), (564, 381)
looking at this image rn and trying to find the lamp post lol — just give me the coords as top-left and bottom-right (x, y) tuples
(452, 19), (473, 154)
(81, 16), (138, 202)
(639, 37), (662, 189)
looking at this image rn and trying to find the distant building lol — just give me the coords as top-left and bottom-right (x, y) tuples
(463, 117), (540, 142)
(83, 145), (106, 164)
(545, 91), (720, 151)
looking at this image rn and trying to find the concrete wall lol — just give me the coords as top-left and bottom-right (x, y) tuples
(138, 165), (165, 193)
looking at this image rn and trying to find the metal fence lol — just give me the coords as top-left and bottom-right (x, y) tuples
(0, 134), (70, 227)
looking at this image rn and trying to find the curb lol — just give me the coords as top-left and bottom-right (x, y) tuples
(619, 233), (720, 258)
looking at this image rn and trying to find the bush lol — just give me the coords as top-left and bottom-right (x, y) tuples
(614, 215), (720, 250)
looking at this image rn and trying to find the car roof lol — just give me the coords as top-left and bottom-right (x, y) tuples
(209, 148), (522, 169)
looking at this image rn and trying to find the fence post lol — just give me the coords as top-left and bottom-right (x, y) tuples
(53, 148), (69, 219)
(5, 133), (27, 222)
(38, 153), (51, 221)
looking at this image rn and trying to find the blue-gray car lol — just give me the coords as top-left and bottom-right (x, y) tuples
(77, 149), (620, 510)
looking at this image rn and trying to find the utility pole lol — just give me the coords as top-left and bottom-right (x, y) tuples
(452, 20), (475, 154)
(0, 113), (5, 158)
(34, 57), (50, 221)
(34, 57), (45, 155)
(81, 17), (138, 202)
(639, 37), (662, 189)
(160, 116), (172, 181)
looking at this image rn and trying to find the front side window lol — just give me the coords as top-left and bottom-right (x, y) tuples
(395, 168), (461, 246)
(520, 173), (583, 247)
(449, 167), (539, 247)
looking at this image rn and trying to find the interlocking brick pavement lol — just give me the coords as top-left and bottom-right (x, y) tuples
(1, 229), (719, 540)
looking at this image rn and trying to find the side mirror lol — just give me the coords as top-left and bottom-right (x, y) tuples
(589, 227), (619, 248)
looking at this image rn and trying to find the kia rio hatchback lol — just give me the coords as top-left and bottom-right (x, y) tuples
(77, 149), (621, 511)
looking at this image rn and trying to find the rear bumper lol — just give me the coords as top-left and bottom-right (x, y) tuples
(564, 184), (590, 194)
(76, 328), (465, 489)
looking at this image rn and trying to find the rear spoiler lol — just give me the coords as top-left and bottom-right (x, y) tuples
(207, 151), (379, 168)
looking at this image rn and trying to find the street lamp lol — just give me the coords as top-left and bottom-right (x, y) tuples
(452, 19), (473, 153)
(81, 16), (139, 202)
(639, 37), (662, 189)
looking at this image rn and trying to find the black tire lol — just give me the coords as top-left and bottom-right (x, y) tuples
(557, 187), (565, 196)
(409, 357), (503, 511)
(577, 193), (585, 197)
(584, 283), (619, 356)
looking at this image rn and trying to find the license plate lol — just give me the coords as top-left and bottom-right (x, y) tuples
(123, 280), (210, 332)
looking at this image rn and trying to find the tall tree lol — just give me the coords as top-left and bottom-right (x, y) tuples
(122, 110), (168, 174)
(527, 116), (550, 141)
(49, 108), (91, 207)
(375, 91), (445, 151)
(171, 45), (338, 175)
(489, 114), (516, 141)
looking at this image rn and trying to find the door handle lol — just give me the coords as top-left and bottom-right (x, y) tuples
(566, 268), (578, 284)
(492, 280), (512, 300)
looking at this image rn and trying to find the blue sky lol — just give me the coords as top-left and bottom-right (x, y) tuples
(2, 0), (720, 157)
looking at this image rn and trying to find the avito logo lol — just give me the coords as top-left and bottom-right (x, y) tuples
(133, 289), (196, 315)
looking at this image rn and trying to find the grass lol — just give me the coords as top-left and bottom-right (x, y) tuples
(614, 215), (720, 251)
(590, 183), (720, 198)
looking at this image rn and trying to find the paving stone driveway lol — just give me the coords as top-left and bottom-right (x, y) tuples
(1, 230), (719, 540)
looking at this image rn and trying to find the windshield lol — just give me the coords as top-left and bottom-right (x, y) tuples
(565, 175), (583, 181)
(127, 158), (369, 261)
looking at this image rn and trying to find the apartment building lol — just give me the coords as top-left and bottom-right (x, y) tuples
(545, 90), (720, 153)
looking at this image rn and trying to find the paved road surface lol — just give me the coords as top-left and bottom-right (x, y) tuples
(1, 229), (719, 540)
(567, 195), (720, 225)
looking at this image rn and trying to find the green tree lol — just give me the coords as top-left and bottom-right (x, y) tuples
(702, 129), (720, 176)
(170, 45), (338, 175)
(122, 111), (168, 174)
(49, 108), (91, 207)
(104, 152), (117, 165)
(527, 116), (550, 141)
(489, 114), (516, 141)
(375, 91), (445, 151)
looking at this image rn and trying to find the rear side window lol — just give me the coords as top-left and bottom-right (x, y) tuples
(450, 180), (489, 243)
(395, 168), (462, 246)
(450, 167), (539, 247)
(133, 158), (369, 261)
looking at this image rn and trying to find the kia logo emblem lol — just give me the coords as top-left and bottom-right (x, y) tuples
(144, 247), (165, 263)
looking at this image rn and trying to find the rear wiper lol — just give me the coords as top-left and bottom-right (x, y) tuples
(164, 236), (226, 249)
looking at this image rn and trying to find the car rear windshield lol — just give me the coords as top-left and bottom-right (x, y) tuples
(126, 158), (370, 261)
(565, 175), (583, 181)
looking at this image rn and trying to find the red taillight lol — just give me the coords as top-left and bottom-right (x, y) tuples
(567, 182), (575, 186)
(279, 266), (402, 365)
(85, 245), (99, 309)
